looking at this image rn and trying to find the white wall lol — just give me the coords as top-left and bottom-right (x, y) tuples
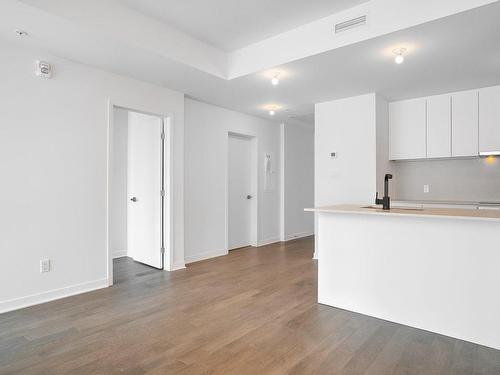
(376, 95), (396, 197)
(110, 108), (128, 258)
(315, 94), (378, 208)
(0, 42), (185, 313)
(314, 93), (380, 258)
(184, 99), (281, 263)
(281, 123), (314, 240)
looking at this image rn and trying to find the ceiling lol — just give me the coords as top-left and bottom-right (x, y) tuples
(152, 2), (500, 124)
(120, 0), (368, 52)
(1, 1), (499, 127)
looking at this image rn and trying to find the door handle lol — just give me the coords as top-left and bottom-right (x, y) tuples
(246, 195), (252, 200)
(130, 197), (137, 202)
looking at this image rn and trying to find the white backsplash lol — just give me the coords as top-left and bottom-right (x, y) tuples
(394, 157), (500, 202)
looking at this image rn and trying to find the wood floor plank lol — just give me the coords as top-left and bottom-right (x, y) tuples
(1, 237), (500, 374)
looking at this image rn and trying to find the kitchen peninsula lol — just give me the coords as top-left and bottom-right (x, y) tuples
(306, 205), (500, 350)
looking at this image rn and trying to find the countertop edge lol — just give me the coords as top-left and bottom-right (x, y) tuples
(393, 200), (500, 207)
(304, 206), (500, 222)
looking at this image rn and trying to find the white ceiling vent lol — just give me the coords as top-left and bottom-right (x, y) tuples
(334, 15), (366, 33)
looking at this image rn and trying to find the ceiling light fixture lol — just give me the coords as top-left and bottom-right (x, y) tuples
(268, 105), (278, 116)
(393, 48), (406, 64)
(264, 104), (281, 116)
(271, 72), (280, 86)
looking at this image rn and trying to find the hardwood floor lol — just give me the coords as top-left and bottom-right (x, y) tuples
(1, 237), (500, 374)
(112, 256), (162, 285)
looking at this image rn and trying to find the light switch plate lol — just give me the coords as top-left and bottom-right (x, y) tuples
(40, 259), (51, 273)
(330, 152), (338, 159)
(423, 184), (430, 193)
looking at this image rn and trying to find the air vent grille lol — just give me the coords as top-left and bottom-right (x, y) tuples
(335, 15), (366, 33)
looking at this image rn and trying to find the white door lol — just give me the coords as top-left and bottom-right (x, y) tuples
(127, 112), (164, 269)
(228, 135), (253, 250)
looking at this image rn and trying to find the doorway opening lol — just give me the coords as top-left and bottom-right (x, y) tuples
(226, 132), (258, 251)
(108, 105), (172, 285)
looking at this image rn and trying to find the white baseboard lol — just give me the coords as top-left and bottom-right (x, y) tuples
(0, 278), (109, 314)
(185, 249), (228, 264)
(113, 249), (127, 259)
(257, 237), (281, 247)
(283, 231), (314, 242)
(170, 261), (186, 271)
(258, 232), (313, 247)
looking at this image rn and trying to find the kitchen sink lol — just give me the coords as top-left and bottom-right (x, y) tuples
(361, 205), (424, 211)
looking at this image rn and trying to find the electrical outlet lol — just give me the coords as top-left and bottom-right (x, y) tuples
(423, 184), (430, 193)
(40, 259), (51, 273)
(330, 151), (338, 159)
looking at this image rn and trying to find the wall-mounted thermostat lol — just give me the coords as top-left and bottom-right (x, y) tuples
(330, 151), (338, 159)
(35, 60), (52, 78)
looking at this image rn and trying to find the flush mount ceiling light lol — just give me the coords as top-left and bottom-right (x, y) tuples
(271, 72), (280, 86)
(15, 30), (29, 37)
(263, 104), (282, 116)
(268, 105), (278, 116)
(393, 48), (406, 64)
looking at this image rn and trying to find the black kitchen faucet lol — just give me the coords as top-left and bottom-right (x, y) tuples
(375, 174), (393, 210)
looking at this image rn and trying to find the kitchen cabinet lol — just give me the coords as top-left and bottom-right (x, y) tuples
(479, 86), (500, 155)
(388, 85), (499, 160)
(427, 94), (451, 158)
(389, 98), (427, 160)
(452, 90), (478, 157)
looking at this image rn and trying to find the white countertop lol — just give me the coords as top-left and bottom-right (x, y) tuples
(305, 204), (500, 222)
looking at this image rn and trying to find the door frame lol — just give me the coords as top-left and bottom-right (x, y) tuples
(225, 132), (259, 252)
(107, 101), (174, 286)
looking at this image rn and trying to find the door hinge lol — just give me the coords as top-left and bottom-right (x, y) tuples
(161, 132), (165, 140)
(161, 189), (166, 197)
(161, 247), (165, 254)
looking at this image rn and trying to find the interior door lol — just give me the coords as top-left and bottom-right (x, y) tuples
(228, 134), (252, 250)
(127, 111), (164, 269)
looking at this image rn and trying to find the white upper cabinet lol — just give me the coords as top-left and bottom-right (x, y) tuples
(389, 98), (427, 160)
(452, 90), (478, 157)
(479, 86), (500, 155)
(388, 85), (499, 160)
(427, 94), (451, 158)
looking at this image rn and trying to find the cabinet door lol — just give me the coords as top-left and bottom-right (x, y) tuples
(427, 94), (451, 158)
(389, 98), (427, 160)
(479, 86), (500, 155)
(452, 90), (478, 157)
